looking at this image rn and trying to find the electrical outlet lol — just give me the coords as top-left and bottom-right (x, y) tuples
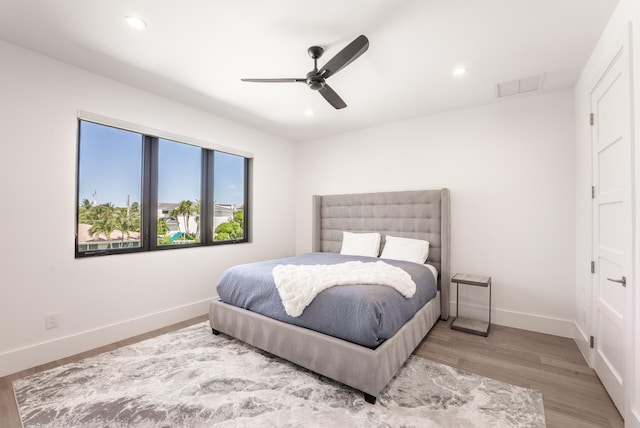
(45, 313), (59, 329)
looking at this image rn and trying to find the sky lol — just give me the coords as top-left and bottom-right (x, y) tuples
(78, 121), (245, 207)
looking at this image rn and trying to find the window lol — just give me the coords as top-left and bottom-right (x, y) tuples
(157, 139), (202, 246)
(76, 119), (250, 257)
(77, 121), (143, 252)
(213, 151), (246, 242)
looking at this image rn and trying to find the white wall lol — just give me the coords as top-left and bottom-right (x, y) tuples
(574, 0), (640, 425)
(294, 90), (576, 338)
(0, 41), (296, 377)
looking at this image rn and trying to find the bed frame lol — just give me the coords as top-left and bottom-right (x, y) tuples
(209, 189), (450, 404)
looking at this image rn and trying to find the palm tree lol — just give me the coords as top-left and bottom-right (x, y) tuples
(89, 218), (117, 248)
(129, 202), (141, 227)
(170, 200), (196, 241)
(88, 203), (117, 248)
(80, 198), (93, 210)
(193, 200), (201, 240)
(169, 206), (182, 239)
(113, 199), (142, 247)
(78, 199), (97, 224)
(157, 217), (169, 238)
(115, 208), (138, 247)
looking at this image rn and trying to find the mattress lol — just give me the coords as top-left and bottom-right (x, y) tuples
(216, 252), (438, 348)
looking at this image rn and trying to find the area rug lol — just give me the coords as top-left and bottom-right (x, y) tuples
(13, 322), (546, 427)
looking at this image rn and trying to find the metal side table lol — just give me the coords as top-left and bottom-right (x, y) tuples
(451, 273), (491, 336)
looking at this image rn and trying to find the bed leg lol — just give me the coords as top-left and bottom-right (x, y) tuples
(212, 328), (220, 335)
(364, 393), (377, 404)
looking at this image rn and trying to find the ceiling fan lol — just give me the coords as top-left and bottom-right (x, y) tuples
(241, 35), (369, 109)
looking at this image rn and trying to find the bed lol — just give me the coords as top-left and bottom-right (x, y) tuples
(209, 189), (450, 404)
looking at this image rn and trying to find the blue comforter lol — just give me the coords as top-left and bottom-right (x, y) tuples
(216, 252), (438, 348)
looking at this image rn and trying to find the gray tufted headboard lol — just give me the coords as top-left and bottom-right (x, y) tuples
(311, 189), (450, 319)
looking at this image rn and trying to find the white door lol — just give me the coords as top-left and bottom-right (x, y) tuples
(591, 37), (632, 416)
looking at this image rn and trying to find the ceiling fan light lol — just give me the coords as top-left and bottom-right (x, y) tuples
(125, 16), (147, 30)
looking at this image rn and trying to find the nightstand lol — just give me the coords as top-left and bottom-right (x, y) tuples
(451, 273), (492, 336)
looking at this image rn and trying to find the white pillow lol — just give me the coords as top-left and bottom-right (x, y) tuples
(381, 235), (430, 264)
(340, 232), (381, 257)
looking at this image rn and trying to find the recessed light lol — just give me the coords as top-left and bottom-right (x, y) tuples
(452, 67), (467, 76)
(125, 16), (147, 30)
(305, 109), (314, 117)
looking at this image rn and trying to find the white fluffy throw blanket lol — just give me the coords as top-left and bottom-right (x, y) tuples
(272, 261), (416, 317)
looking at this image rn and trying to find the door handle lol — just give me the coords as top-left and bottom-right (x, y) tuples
(606, 276), (626, 287)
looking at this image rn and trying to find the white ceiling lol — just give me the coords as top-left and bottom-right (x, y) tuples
(0, 0), (618, 142)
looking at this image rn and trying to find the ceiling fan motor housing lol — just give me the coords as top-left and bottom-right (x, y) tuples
(306, 71), (325, 90)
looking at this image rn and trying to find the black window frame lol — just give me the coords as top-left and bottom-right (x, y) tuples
(75, 119), (250, 258)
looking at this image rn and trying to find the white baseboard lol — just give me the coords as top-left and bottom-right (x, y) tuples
(573, 322), (592, 367)
(449, 301), (574, 338)
(0, 299), (211, 377)
(2, 299), (575, 378)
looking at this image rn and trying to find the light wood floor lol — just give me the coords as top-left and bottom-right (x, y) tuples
(1, 316), (623, 428)
(415, 319), (624, 428)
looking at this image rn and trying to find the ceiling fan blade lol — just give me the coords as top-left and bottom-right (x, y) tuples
(319, 84), (347, 109)
(241, 78), (305, 83)
(319, 35), (369, 79)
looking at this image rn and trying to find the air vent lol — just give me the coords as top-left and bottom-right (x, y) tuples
(496, 74), (545, 98)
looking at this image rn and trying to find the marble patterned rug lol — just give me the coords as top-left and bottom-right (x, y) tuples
(13, 322), (546, 427)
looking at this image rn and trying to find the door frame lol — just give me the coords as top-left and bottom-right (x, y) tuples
(627, 20), (640, 428)
(589, 22), (636, 423)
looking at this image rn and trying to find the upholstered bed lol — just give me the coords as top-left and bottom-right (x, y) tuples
(209, 188), (450, 403)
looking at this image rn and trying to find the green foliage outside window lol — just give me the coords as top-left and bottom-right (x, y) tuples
(214, 210), (244, 241)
